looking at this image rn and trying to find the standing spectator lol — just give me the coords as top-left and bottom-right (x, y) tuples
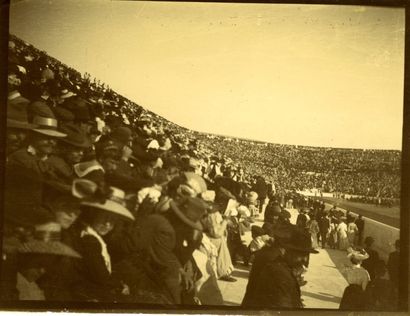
(328, 221), (338, 249)
(252, 176), (267, 214)
(318, 213), (330, 249)
(387, 239), (400, 303)
(339, 248), (370, 310)
(355, 215), (365, 245)
(365, 260), (394, 310)
(308, 215), (320, 249)
(242, 228), (318, 308)
(347, 217), (359, 247)
(362, 236), (380, 281)
(337, 217), (349, 250)
(296, 209), (309, 232)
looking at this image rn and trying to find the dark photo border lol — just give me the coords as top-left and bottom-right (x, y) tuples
(0, 0), (408, 314)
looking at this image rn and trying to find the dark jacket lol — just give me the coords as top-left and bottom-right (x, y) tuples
(387, 250), (399, 288)
(66, 223), (124, 302)
(137, 213), (184, 304)
(318, 216), (330, 233)
(242, 256), (303, 308)
(362, 248), (380, 281)
(252, 178), (267, 200)
(242, 245), (282, 306)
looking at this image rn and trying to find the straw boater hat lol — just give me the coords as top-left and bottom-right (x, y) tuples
(7, 91), (38, 130)
(246, 191), (258, 205)
(73, 179), (134, 221)
(17, 222), (81, 258)
(32, 115), (67, 138)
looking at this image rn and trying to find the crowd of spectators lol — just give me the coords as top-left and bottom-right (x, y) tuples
(1, 34), (401, 306)
(195, 134), (400, 203)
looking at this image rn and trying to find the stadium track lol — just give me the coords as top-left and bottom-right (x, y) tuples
(317, 197), (400, 228)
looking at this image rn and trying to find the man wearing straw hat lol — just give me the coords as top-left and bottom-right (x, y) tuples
(7, 114), (66, 175)
(6, 90), (38, 156)
(15, 222), (81, 300)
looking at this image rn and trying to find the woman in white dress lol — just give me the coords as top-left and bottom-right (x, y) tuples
(347, 217), (359, 247)
(337, 217), (349, 250)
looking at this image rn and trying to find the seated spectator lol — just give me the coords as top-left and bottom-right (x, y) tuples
(69, 181), (134, 302)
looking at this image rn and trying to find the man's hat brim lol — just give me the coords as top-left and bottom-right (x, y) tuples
(282, 243), (319, 254)
(170, 200), (203, 231)
(81, 200), (135, 221)
(7, 119), (37, 130)
(17, 240), (81, 258)
(33, 128), (67, 138)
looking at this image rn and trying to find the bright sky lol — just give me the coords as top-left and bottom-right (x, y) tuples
(9, 0), (405, 150)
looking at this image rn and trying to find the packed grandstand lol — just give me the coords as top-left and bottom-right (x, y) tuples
(7, 34), (401, 205)
(2, 34), (401, 309)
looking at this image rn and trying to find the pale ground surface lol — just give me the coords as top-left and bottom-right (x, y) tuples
(216, 206), (349, 308)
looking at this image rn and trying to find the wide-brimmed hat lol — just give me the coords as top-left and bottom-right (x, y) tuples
(59, 123), (91, 148)
(347, 247), (369, 261)
(181, 172), (207, 196)
(32, 116), (67, 138)
(41, 68), (55, 81)
(216, 187), (236, 203)
(60, 89), (76, 99)
(54, 106), (75, 123)
(280, 209), (292, 219)
(7, 92), (38, 130)
(266, 203), (282, 216)
(111, 126), (133, 145)
(201, 190), (216, 202)
(28, 100), (55, 121)
(281, 228), (319, 254)
(170, 197), (208, 231)
(17, 222), (81, 258)
(246, 191), (258, 205)
(74, 179), (134, 221)
(4, 164), (56, 228)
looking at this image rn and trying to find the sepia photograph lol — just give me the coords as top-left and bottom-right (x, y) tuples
(1, 0), (408, 313)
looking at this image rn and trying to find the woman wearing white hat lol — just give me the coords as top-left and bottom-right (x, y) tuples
(69, 180), (134, 302)
(339, 247), (370, 310)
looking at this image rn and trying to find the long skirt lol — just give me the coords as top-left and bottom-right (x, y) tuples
(209, 237), (234, 278)
(311, 232), (319, 249)
(347, 232), (356, 246)
(338, 236), (350, 250)
(339, 284), (366, 310)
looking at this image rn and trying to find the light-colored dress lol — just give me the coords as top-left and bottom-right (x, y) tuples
(205, 211), (234, 278)
(337, 222), (349, 250)
(346, 265), (371, 290)
(308, 219), (320, 249)
(347, 222), (359, 246)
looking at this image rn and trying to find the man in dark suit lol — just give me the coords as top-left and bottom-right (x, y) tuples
(242, 228), (318, 308)
(137, 197), (207, 304)
(318, 213), (331, 248)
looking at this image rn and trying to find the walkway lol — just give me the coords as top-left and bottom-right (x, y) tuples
(217, 208), (349, 308)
